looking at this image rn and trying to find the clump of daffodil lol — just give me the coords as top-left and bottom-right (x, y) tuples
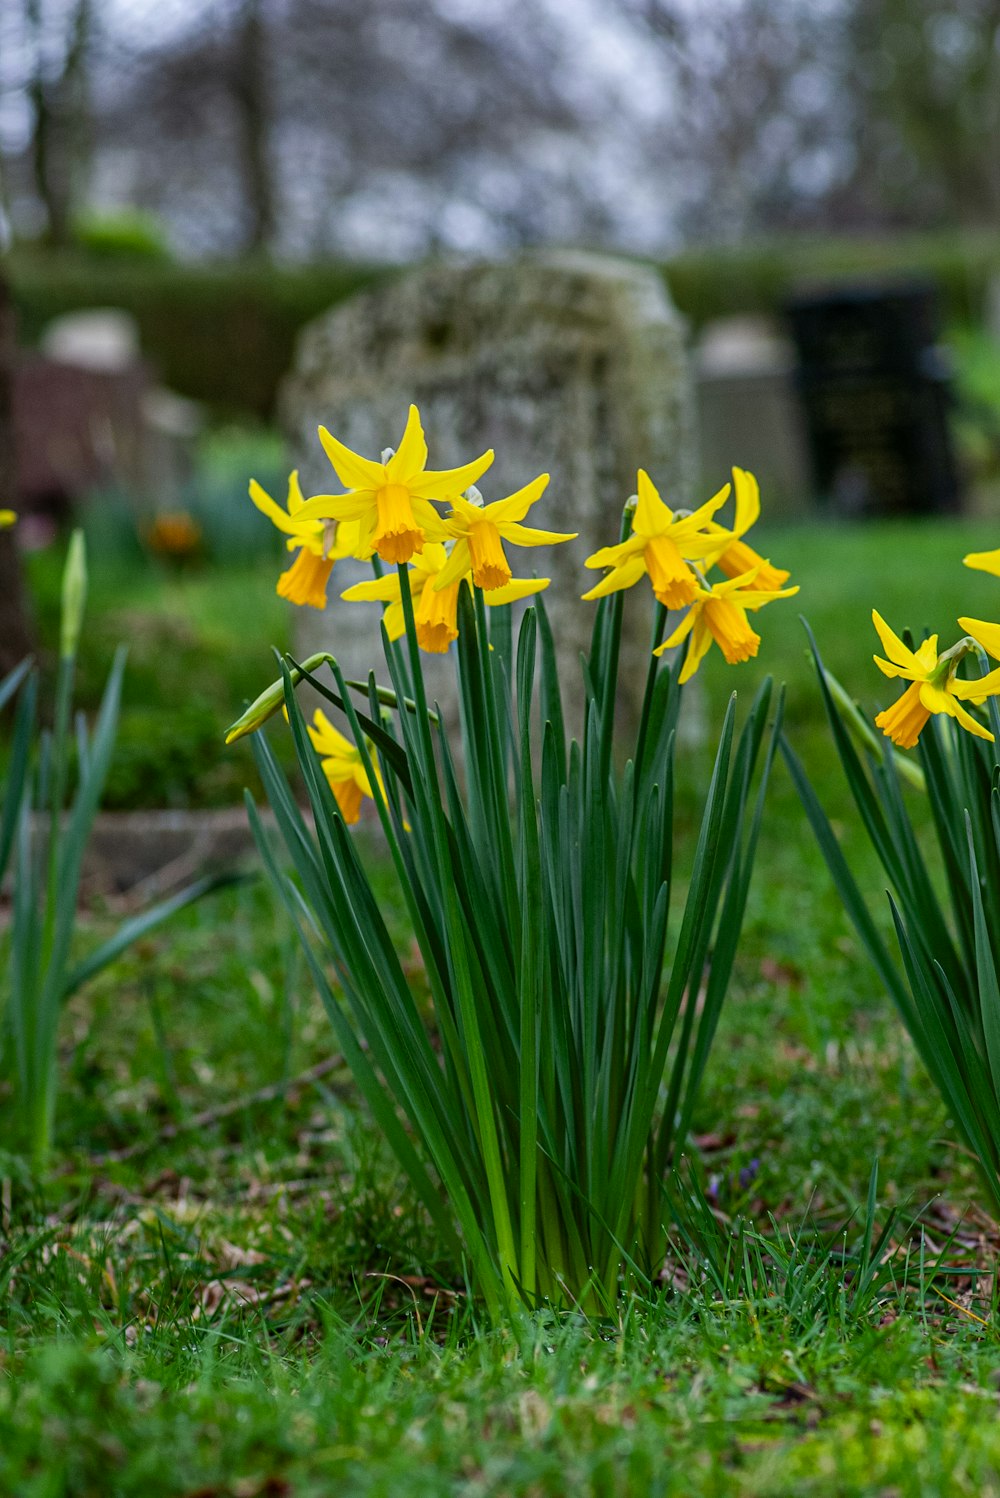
(343, 541), (550, 654)
(250, 470), (361, 609)
(582, 470), (733, 609)
(0, 510), (16, 528)
(431, 474), (576, 594)
(294, 405), (494, 566)
(703, 467), (791, 592)
(307, 709), (385, 823)
(653, 568), (799, 681)
(872, 611), (1000, 748)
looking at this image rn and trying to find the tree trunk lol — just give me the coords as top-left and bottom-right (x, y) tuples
(0, 272), (34, 677)
(234, 0), (276, 254)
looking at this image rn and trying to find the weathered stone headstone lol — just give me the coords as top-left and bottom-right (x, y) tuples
(281, 252), (694, 739)
(694, 316), (812, 520)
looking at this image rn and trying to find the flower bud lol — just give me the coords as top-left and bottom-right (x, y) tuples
(60, 529), (88, 661)
(225, 652), (335, 743)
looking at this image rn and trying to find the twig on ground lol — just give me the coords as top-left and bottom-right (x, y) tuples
(93, 1054), (346, 1165)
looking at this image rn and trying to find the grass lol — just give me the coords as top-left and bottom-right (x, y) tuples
(6, 517), (1000, 1492)
(21, 542), (295, 808)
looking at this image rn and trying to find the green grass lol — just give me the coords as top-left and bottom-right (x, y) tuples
(21, 542), (295, 808)
(7, 517), (1000, 1493)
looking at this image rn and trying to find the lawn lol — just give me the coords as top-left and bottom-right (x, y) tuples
(5, 516), (1000, 1494)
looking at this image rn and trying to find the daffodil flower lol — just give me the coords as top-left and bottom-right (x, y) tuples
(307, 709), (385, 823)
(0, 510), (16, 528)
(703, 468), (790, 591)
(343, 542), (550, 654)
(872, 611), (1000, 748)
(653, 569), (799, 682)
(294, 405), (494, 566)
(250, 470), (360, 609)
(964, 549), (1000, 578)
(582, 471), (732, 610)
(431, 473), (576, 594)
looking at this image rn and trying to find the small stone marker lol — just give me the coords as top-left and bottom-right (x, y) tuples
(281, 252), (695, 738)
(694, 316), (812, 521)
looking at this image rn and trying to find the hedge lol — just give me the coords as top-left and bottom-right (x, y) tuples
(8, 231), (1000, 419)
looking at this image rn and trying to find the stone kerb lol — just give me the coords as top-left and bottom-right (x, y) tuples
(280, 252), (695, 741)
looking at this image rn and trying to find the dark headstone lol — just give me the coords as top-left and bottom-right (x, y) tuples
(786, 281), (961, 517)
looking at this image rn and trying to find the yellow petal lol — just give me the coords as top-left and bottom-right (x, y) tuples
(249, 478), (300, 535)
(482, 473), (550, 525)
(432, 537), (472, 592)
(341, 575), (402, 604)
(318, 427), (386, 490)
(655, 605), (698, 656)
(679, 618), (715, 683)
(672, 482), (732, 536)
(873, 653), (921, 681)
(409, 449), (494, 500)
(732, 467), (760, 535)
(632, 469), (672, 538)
(871, 610), (920, 672)
(963, 549), (1000, 578)
(382, 600), (406, 641)
(308, 709), (355, 759)
(581, 553), (647, 601)
(499, 523), (577, 547)
(286, 470), (305, 514)
(485, 577), (550, 605)
(952, 666), (1000, 700)
(584, 536), (642, 570)
(737, 583), (800, 610)
(294, 490), (378, 524)
(921, 683), (994, 742)
(959, 617), (1000, 663)
(385, 405), (428, 484)
(412, 541), (450, 577)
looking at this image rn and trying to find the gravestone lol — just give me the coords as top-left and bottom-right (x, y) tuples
(694, 316), (812, 520)
(281, 252), (695, 740)
(786, 281), (961, 517)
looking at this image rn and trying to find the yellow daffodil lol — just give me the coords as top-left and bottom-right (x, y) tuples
(0, 510), (16, 528)
(250, 470), (361, 609)
(872, 611), (1000, 748)
(431, 473), (576, 594)
(652, 568), (799, 682)
(342, 542), (549, 654)
(964, 549), (1000, 578)
(703, 468), (790, 591)
(307, 709), (385, 823)
(294, 405), (494, 566)
(582, 471), (733, 610)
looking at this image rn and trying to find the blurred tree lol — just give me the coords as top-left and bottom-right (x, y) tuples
(233, 0), (275, 254)
(844, 0), (1000, 227)
(88, 0), (597, 258)
(619, 0), (854, 240)
(23, 0), (94, 246)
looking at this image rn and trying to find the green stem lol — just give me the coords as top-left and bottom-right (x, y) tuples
(397, 564), (520, 1317)
(633, 603), (668, 779)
